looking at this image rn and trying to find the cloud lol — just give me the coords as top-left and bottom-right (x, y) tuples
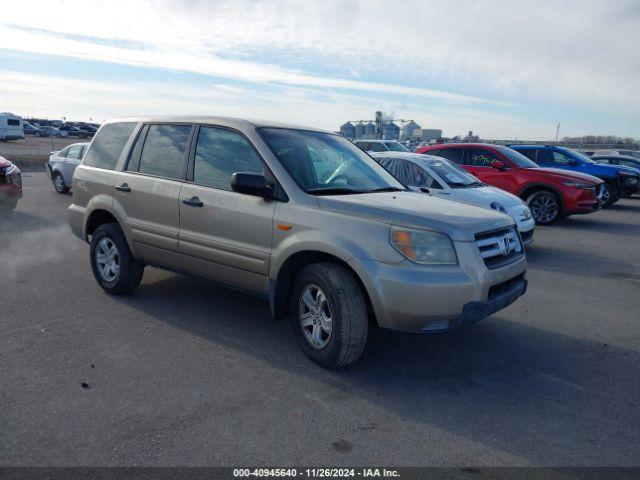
(1, 0), (639, 137)
(0, 70), (553, 137)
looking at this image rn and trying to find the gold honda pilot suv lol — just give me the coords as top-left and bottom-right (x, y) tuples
(69, 116), (527, 368)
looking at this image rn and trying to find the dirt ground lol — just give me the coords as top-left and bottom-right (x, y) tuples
(0, 137), (87, 170)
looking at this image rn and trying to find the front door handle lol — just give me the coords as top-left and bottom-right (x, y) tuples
(115, 183), (131, 192)
(182, 196), (203, 207)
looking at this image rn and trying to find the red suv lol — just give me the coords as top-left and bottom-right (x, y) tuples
(0, 156), (23, 212)
(415, 143), (603, 224)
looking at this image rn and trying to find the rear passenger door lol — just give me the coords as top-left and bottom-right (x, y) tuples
(114, 123), (193, 255)
(178, 125), (275, 293)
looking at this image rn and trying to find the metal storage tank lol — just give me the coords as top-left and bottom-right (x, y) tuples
(339, 122), (356, 139)
(401, 120), (421, 140)
(382, 122), (400, 140)
(364, 122), (376, 138)
(354, 122), (365, 139)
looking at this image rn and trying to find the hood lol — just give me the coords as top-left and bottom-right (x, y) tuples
(535, 167), (602, 184)
(451, 186), (525, 208)
(316, 191), (514, 242)
(613, 164), (640, 176)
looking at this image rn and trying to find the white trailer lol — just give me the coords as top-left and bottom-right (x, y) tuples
(0, 113), (25, 141)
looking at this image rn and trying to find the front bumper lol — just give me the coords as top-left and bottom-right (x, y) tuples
(349, 240), (527, 333)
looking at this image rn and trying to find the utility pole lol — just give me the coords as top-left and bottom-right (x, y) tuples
(555, 122), (560, 143)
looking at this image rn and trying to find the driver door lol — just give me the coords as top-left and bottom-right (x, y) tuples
(465, 147), (517, 192)
(178, 125), (275, 294)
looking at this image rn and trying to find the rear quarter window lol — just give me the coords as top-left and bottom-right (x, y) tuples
(83, 122), (136, 170)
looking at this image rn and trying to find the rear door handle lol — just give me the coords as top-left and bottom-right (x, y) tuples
(115, 183), (131, 192)
(182, 196), (203, 207)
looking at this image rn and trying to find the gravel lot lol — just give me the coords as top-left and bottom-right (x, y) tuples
(1, 173), (639, 467)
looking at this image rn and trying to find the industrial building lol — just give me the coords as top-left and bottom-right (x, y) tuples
(339, 112), (442, 142)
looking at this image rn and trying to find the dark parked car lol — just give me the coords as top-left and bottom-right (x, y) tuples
(23, 122), (45, 136)
(76, 124), (98, 133)
(58, 125), (90, 138)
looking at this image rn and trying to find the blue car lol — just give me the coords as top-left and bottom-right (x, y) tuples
(509, 145), (640, 207)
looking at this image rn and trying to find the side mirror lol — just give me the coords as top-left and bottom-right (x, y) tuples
(569, 159), (580, 166)
(419, 187), (431, 194)
(231, 172), (274, 198)
(491, 160), (506, 170)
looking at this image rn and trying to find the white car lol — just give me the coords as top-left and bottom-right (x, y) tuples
(47, 142), (89, 193)
(371, 152), (535, 245)
(354, 139), (410, 153)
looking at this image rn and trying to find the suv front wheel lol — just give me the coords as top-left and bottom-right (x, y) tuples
(527, 191), (560, 225)
(290, 263), (368, 368)
(90, 223), (144, 294)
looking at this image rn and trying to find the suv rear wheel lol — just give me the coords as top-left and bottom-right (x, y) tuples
(290, 263), (368, 368)
(527, 190), (560, 225)
(90, 223), (144, 294)
(0, 198), (17, 213)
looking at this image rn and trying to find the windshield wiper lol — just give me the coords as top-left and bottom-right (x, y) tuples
(368, 187), (405, 193)
(307, 187), (364, 195)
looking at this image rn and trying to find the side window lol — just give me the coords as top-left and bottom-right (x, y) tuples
(57, 147), (69, 158)
(408, 162), (438, 188)
(369, 143), (386, 152)
(434, 148), (464, 164)
(138, 124), (192, 179)
(467, 148), (501, 167)
(84, 122), (136, 170)
(66, 145), (83, 160)
(551, 151), (574, 165)
(620, 160), (638, 168)
(594, 159), (610, 164)
(519, 149), (537, 162)
(126, 125), (149, 172)
(355, 142), (368, 151)
(536, 149), (554, 165)
(193, 126), (264, 190)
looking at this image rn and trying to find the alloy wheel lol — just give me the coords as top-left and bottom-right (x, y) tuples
(298, 284), (333, 349)
(54, 175), (65, 192)
(601, 185), (611, 206)
(95, 238), (120, 282)
(530, 194), (558, 224)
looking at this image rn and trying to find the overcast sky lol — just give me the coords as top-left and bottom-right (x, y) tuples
(1, 0), (638, 139)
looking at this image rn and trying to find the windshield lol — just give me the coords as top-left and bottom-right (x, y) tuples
(559, 147), (596, 164)
(386, 142), (410, 152)
(424, 158), (483, 188)
(496, 146), (539, 168)
(259, 128), (405, 195)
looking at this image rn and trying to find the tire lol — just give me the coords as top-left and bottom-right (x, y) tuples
(90, 223), (144, 294)
(0, 198), (18, 213)
(52, 172), (69, 194)
(600, 182), (619, 208)
(290, 262), (368, 368)
(527, 190), (560, 225)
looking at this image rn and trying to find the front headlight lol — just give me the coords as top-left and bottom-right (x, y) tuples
(563, 181), (594, 190)
(390, 227), (457, 265)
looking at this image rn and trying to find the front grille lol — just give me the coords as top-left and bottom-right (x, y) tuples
(475, 227), (524, 269)
(488, 273), (525, 300)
